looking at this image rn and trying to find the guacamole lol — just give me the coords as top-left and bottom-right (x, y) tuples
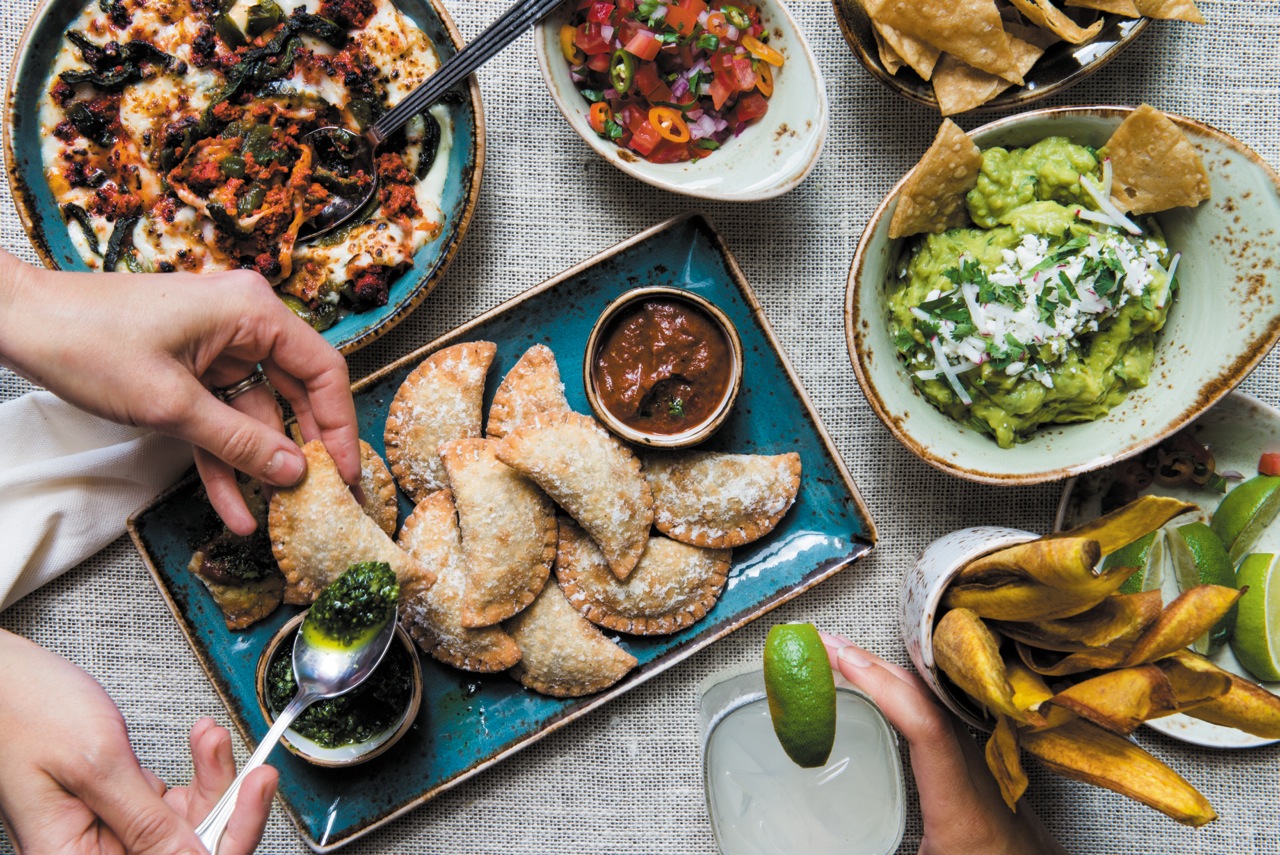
(887, 137), (1178, 448)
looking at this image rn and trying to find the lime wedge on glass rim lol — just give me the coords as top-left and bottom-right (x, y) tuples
(763, 623), (836, 769)
(1167, 522), (1238, 656)
(1104, 530), (1165, 595)
(1232, 554), (1280, 682)
(1210, 475), (1280, 564)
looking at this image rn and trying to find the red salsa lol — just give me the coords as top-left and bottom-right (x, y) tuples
(560, 0), (783, 163)
(592, 298), (733, 434)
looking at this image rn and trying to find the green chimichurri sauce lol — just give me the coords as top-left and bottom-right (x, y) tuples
(304, 561), (399, 647)
(266, 639), (413, 749)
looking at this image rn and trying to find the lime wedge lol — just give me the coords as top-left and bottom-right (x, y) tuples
(1210, 475), (1280, 564)
(1232, 554), (1280, 682)
(1104, 530), (1165, 596)
(763, 623), (836, 768)
(1167, 522), (1238, 655)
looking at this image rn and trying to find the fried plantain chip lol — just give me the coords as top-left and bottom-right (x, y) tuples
(1133, 0), (1204, 22)
(1065, 0), (1139, 14)
(992, 591), (1163, 652)
(985, 715), (1028, 811)
(887, 120), (983, 238)
(1152, 653), (1233, 711)
(935, 608), (1042, 723)
(1122, 585), (1243, 666)
(932, 33), (1045, 115)
(863, 0), (1023, 82)
(1006, 656), (1054, 712)
(957, 536), (1101, 589)
(1048, 665), (1184, 734)
(1102, 104), (1212, 214)
(1021, 719), (1217, 826)
(1163, 651), (1280, 738)
(1005, 0), (1103, 43)
(872, 19), (941, 80)
(1016, 639), (1131, 676)
(1053, 495), (1197, 555)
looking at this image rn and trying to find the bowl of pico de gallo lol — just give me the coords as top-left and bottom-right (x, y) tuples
(534, 0), (826, 200)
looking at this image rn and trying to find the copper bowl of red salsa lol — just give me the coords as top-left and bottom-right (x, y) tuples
(585, 286), (743, 447)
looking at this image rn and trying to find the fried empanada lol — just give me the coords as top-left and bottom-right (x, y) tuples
(504, 578), (638, 697)
(642, 451), (801, 548)
(358, 440), (398, 537)
(555, 519), (730, 635)
(397, 490), (522, 672)
(495, 412), (653, 581)
(270, 440), (436, 604)
(440, 438), (556, 627)
(385, 341), (496, 502)
(486, 344), (570, 439)
(189, 478), (283, 630)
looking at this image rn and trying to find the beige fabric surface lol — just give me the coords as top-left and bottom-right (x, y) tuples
(2, 0), (1278, 851)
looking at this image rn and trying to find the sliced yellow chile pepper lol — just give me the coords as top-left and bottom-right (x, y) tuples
(560, 25), (585, 65)
(742, 34), (784, 67)
(755, 63), (774, 96)
(649, 107), (691, 143)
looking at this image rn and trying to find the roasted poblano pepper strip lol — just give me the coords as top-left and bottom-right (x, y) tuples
(246, 0), (283, 36)
(216, 13), (248, 48)
(102, 216), (139, 271)
(206, 203), (254, 238)
(220, 154), (246, 177)
(66, 101), (114, 147)
(290, 11), (347, 47)
(280, 294), (339, 331)
(61, 204), (101, 256)
(237, 183), (267, 216)
(416, 111), (441, 179)
(242, 124), (275, 161)
(348, 98), (382, 132)
(609, 49), (634, 94)
(122, 247), (145, 273)
(314, 167), (367, 196)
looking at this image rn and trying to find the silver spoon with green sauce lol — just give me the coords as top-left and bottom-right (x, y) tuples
(195, 563), (400, 853)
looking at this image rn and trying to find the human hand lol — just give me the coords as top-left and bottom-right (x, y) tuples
(0, 629), (277, 854)
(0, 250), (359, 535)
(819, 632), (1066, 855)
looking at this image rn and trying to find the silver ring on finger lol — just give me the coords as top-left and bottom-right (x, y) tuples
(211, 367), (269, 404)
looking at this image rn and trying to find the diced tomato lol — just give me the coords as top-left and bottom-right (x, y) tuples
(664, 0), (706, 35)
(734, 91), (768, 122)
(617, 0), (635, 13)
(575, 22), (612, 55)
(647, 139), (692, 163)
(708, 72), (735, 110)
(623, 110), (662, 155)
(586, 52), (610, 72)
(618, 18), (643, 46)
(624, 31), (662, 61)
(587, 2), (615, 23)
(633, 63), (674, 102)
(1260, 453), (1280, 476)
(730, 56), (756, 91)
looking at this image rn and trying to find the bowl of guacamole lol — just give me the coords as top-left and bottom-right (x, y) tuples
(846, 106), (1280, 485)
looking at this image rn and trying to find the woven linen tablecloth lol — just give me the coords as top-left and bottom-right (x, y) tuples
(2, 0), (1277, 852)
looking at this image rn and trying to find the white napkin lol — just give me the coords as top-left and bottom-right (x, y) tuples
(0, 391), (193, 611)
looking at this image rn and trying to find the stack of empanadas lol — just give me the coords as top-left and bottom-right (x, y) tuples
(194, 340), (803, 700)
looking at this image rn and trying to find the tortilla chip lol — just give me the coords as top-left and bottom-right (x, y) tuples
(1004, 19), (1062, 49)
(1006, 0), (1104, 43)
(873, 26), (905, 74)
(1066, 0), (1140, 15)
(872, 19), (942, 80)
(888, 119), (982, 238)
(864, 0), (1024, 83)
(932, 34), (1044, 115)
(1134, 0), (1204, 22)
(1103, 104), (1211, 214)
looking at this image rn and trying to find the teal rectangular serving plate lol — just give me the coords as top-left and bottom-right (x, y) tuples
(128, 213), (876, 851)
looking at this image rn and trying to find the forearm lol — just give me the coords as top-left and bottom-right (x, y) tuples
(0, 249), (69, 385)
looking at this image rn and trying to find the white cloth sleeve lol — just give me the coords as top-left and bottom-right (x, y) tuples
(0, 391), (192, 610)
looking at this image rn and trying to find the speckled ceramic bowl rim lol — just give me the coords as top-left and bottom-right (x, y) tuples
(831, 1), (1149, 114)
(532, 0), (827, 201)
(583, 285), (744, 447)
(845, 105), (1280, 486)
(2, 0), (486, 356)
(254, 613), (423, 767)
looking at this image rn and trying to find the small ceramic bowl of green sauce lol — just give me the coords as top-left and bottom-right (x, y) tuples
(255, 613), (422, 767)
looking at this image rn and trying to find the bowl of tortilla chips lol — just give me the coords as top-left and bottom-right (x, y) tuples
(845, 104), (1280, 485)
(832, 0), (1203, 115)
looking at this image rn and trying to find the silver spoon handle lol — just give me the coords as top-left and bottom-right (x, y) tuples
(195, 691), (318, 853)
(370, 0), (567, 144)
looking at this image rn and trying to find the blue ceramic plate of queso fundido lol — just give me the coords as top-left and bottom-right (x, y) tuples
(4, 0), (484, 356)
(128, 214), (877, 852)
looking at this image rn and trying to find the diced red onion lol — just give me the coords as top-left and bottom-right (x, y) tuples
(670, 76), (690, 98)
(686, 108), (704, 121)
(697, 9), (709, 25)
(569, 70), (586, 84)
(713, 117), (728, 132)
(699, 83), (712, 96)
(650, 5), (667, 20)
(600, 24), (615, 39)
(689, 114), (718, 140)
(733, 120), (746, 136)
(726, 24), (739, 40)
(604, 87), (619, 99)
